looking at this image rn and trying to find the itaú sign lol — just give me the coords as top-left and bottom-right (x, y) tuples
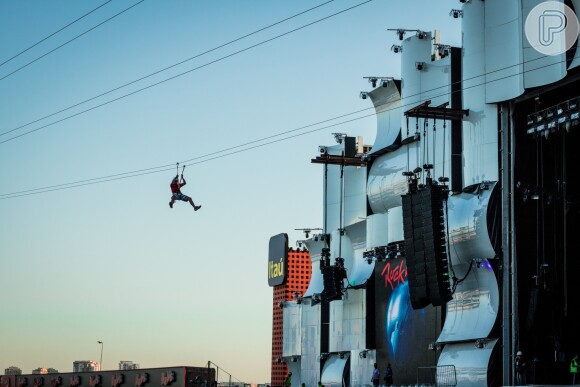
(268, 233), (288, 286)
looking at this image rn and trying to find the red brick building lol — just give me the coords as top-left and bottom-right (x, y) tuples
(270, 247), (311, 387)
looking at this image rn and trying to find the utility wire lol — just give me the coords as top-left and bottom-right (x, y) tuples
(0, 0), (373, 144)
(0, 0), (335, 138)
(0, 1), (112, 69)
(0, 55), (572, 200)
(0, 0), (144, 82)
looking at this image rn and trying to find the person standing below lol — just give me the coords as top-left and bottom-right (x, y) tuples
(371, 363), (380, 387)
(284, 372), (292, 387)
(384, 363), (393, 386)
(515, 351), (527, 386)
(571, 353), (579, 384)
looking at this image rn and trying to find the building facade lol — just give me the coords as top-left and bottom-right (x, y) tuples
(72, 361), (99, 373)
(269, 234), (311, 387)
(3, 368), (21, 376)
(118, 362), (139, 371)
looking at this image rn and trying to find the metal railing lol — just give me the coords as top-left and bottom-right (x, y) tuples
(417, 365), (457, 386)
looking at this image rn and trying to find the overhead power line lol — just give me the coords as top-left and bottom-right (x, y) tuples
(0, 53), (574, 200)
(0, 0), (373, 143)
(0, 0), (335, 139)
(0, 1), (112, 69)
(0, 0), (144, 82)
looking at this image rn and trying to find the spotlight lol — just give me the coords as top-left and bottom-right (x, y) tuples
(391, 45), (402, 53)
(413, 167), (423, 174)
(276, 357), (282, 364)
(359, 350), (368, 359)
(339, 352), (345, 359)
(415, 62), (425, 71)
(320, 353), (329, 360)
(416, 30), (426, 39)
(449, 9), (463, 18)
(371, 78), (377, 88)
(382, 80), (389, 87)
(277, 301), (284, 308)
(332, 133), (346, 144)
(360, 91), (368, 100)
(475, 339), (487, 349)
(397, 29), (405, 40)
(319, 146), (327, 155)
(291, 356), (298, 363)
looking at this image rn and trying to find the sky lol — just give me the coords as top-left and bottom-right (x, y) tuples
(0, 1), (460, 383)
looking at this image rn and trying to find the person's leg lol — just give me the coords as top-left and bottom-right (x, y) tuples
(169, 196), (175, 208)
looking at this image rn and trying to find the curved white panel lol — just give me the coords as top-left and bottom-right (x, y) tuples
(447, 182), (498, 266)
(387, 206), (403, 244)
(367, 213), (388, 249)
(283, 302), (302, 356)
(437, 260), (499, 342)
(438, 339), (498, 387)
(400, 32), (433, 141)
(303, 239), (325, 297)
(484, 0), (524, 102)
(331, 222), (373, 287)
(343, 165), (367, 228)
(368, 82), (402, 154)
(367, 144), (418, 214)
(321, 354), (349, 387)
(522, 0), (567, 88)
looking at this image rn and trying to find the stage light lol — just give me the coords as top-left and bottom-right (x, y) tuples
(391, 44), (402, 53)
(413, 167), (423, 174)
(449, 9), (463, 18)
(360, 91), (368, 100)
(397, 29), (405, 40)
(415, 62), (425, 71)
(332, 133), (346, 144)
(359, 350), (368, 359)
(416, 30), (426, 39)
(382, 80), (389, 87)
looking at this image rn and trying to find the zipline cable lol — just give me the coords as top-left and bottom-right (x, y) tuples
(0, 1), (112, 69)
(0, 0), (336, 138)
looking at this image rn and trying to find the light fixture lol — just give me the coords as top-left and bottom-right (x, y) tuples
(339, 352), (345, 359)
(360, 91), (368, 100)
(277, 301), (284, 308)
(332, 133), (347, 144)
(358, 350), (368, 359)
(312, 293), (321, 305)
(391, 44), (402, 53)
(428, 342), (441, 351)
(475, 339), (487, 349)
(415, 62), (425, 71)
(449, 9), (463, 18)
(291, 356), (298, 363)
(382, 80), (389, 87)
(416, 30), (426, 39)
(320, 353), (329, 360)
(396, 29), (405, 40)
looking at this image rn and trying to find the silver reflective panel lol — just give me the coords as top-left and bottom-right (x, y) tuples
(522, 0), (567, 88)
(321, 354), (349, 387)
(387, 206), (403, 244)
(343, 221), (374, 287)
(484, 0), (524, 102)
(367, 145), (417, 214)
(301, 300), (321, 386)
(330, 289), (366, 352)
(367, 213), (389, 249)
(349, 350), (376, 387)
(282, 302), (302, 356)
(462, 0), (499, 187)
(438, 260), (499, 342)
(438, 339), (498, 387)
(446, 182), (498, 265)
(303, 238), (325, 297)
(368, 82), (402, 154)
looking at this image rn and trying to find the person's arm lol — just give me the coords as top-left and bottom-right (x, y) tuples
(180, 175), (187, 186)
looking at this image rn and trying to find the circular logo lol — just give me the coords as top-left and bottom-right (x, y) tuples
(525, 1), (580, 56)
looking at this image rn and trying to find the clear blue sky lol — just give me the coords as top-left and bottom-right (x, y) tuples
(0, 1), (459, 383)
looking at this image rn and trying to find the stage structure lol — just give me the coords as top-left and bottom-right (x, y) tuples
(270, 1), (580, 386)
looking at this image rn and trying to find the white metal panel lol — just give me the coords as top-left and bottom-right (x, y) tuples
(329, 299), (344, 353)
(366, 213), (388, 249)
(484, 0), (524, 102)
(438, 339), (498, 387)
(437, 260), (499, 342)
(321, 354), (349, 387)
(400, 32), (433, 141)
(344, 221), (373, 287)
(349, 350), (376, 387)
(303, 239), (325, 297)
(341, 289), (366, 350)
(301, 300), (321, 387)
(325, 145), (345, 233)
(283, 302), (302, 356)
(368, 82), (402, 154)
(462, 0), (486, 96)
(387, 206), (404, 244)
(344, 164), (368, 228)
(522, 0), (567, 88)
(446, 182), (498, 265)
(284, 360), (302, 387)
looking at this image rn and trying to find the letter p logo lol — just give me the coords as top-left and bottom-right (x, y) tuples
(525, 1), (579, 56)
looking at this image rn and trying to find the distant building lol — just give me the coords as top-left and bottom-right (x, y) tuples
(31, 368), (47, 375)
(3, 367), (21, 376)
(46, 369), (58, 374)
(118, 361), (139, 370)
(72, 360), (100, 372)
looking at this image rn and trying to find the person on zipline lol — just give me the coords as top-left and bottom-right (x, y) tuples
(169, 174), (201, 210)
